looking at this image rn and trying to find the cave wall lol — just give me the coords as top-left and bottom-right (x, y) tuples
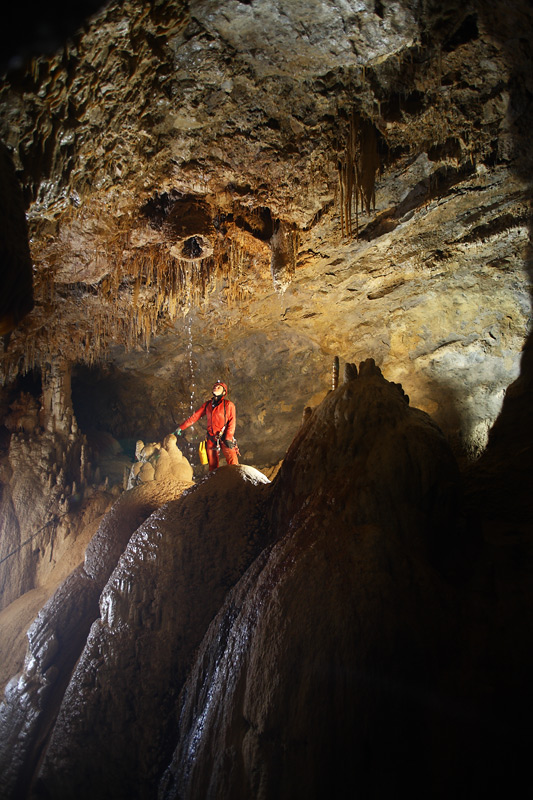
(0, 1), (532, 797)
(71, 325), (331, 471)
(0, 0), (530, 466)
(0, 143), (34, 337)
(0, 361), (116, 612)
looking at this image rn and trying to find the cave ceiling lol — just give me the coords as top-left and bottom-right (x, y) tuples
(0, 0), (531, 461)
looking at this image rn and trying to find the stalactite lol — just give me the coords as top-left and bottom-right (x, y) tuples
(0, 194), (279, 380)
(80, 443), (87, 483)
(270, 220), (298, 293)
(290, 228), (299, 274)
(223, 236), (249, 305)
(337, 109), (380, 239)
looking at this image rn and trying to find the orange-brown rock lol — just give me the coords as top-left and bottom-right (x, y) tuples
(0, 0), (531, 797)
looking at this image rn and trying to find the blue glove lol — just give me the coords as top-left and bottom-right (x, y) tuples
(175, 428), (183, 437)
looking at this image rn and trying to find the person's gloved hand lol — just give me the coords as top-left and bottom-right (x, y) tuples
(175, 428), (183, 437)
(222, 438), (235, 449)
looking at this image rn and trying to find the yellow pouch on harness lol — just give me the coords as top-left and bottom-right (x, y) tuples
(198, 439), (208, 465)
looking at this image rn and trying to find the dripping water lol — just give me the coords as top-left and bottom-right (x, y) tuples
(187, 313), (195, 415)
(185, 285), (196, 465)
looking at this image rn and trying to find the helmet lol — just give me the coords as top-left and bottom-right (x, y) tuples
(212, 381), (228, 396)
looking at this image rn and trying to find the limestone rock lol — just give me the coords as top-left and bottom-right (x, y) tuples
(3, 393), (39, 434)
(158, 366), (481, 800)
(127, 434), (193, 488)
(0, 0), (530, 468)
(0, 0), (531, 795)
(0, 363), (531, 799)
(36, 466), (270, 800)
(0, 477), (192, 800)
(0, 363), (108, 611)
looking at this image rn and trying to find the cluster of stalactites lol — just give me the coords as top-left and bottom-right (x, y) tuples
(1, 240), (230, 381)
(337, 109), (380, 239)
(270, 220), (299, 294)
(0, 193), (302, 381)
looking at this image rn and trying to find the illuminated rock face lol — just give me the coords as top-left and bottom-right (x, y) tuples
(1, 363), (528, 799)
(21, 466), (271, 800)
(128, 434), (193, 487)
(0, 362), (96, 611)
(0, 0), (530, 465)
(0, 0), (531, 797)
(161, 362), (467, 799)
(0, 367), (452, 797)
(0, 476), (193, 800)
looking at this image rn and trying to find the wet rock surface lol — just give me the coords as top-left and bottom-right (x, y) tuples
(0, 477), (192, 800)
(0, 365), (529, 799)
(35, 465), (270, 800)
(0, 0), (531, 797)
(161, 362), (473, 800)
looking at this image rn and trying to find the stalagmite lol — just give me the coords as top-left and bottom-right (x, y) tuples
(332, 355), (339, 390)
(302, 406), (313, 425)
(344, 362), (358, 382)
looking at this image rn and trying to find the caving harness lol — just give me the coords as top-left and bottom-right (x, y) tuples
(176, 381), (240, 466)
(205, 397), (240, 456)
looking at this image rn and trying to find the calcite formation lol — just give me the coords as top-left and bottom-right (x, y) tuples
(5, 464), (269, 800)
(0, 361), (528, 799)
(0, 0), (529, 466)
(0, 475), (193, 800)
(0, 361), (106, 611)
(128, 434), (193, 487)
(0, 0), (531, 797)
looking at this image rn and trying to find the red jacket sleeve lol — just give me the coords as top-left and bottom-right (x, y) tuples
(179, 401), (208, 431)
(225, 400), (236, 440)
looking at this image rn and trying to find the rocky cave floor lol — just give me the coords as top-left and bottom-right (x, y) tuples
(0, 357), (531, 800)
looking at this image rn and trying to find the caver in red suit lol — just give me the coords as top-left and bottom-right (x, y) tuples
(176, 381), (239, 471)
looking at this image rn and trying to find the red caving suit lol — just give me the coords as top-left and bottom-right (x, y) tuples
(179, 397), (239, 471)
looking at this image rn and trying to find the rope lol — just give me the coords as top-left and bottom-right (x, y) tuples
(0, 513), (68, 567)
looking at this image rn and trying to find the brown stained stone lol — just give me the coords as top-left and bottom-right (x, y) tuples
(0, 363), (530, 799)
(35, 465), (270, 800)
(0, 0), (529, 468)
(0, 477), (193, 800)
(159, 368), (491, 800)
(0, 0), (531, 796)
